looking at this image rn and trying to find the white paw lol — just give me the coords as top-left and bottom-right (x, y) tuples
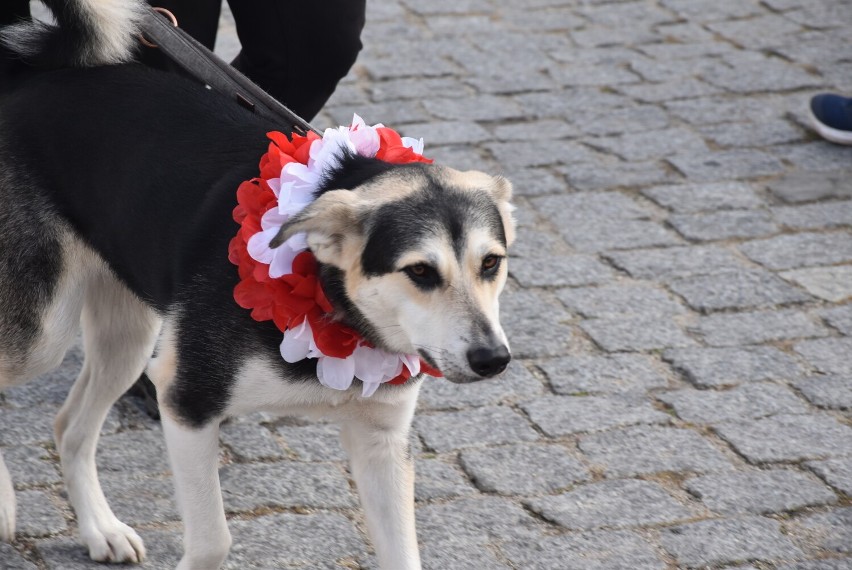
(0, 471), (15, 542)
(81, 520), (146, 563)
(0, 498), (15, 543)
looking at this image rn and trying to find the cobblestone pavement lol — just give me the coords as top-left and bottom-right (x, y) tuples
(3, 0), (852, 568)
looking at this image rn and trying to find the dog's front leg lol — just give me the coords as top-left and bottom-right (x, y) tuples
(161, 413), (231, 570)
(340, 392), (421, 570)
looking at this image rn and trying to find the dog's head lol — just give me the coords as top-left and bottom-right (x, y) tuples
(270, 156), (515, 383)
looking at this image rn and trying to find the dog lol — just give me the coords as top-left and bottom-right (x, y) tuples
(0, 1), (514, 568)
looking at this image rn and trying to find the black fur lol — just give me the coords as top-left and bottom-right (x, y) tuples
(0, 64), (438, 425)
(360, 170), (506, 277)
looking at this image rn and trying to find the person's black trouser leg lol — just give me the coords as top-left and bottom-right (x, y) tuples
(228, 0), (366, 120)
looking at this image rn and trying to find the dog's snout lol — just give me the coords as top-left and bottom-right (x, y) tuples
(466, 345), (511, 378)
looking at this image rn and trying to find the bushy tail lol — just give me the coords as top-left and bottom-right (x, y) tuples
(0, 0), (145, 67)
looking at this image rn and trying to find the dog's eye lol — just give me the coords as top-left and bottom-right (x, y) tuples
(481, 255), (503, 277)
(403, 263), (441, 289)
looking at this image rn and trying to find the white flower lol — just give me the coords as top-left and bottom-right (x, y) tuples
(317, 354), (356, 390)
(401, 136), (424, 155)
(280, 319), (316, 363)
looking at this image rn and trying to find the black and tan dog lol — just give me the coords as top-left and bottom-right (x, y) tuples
(0, 1), (514, 568)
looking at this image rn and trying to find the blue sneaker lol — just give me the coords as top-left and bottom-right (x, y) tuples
(809, 93), (852, 145)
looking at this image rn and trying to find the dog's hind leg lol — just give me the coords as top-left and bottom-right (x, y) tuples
(338, 388), (422, 570)
(54, 274), (160, 563)
(0, 450), (14, 542)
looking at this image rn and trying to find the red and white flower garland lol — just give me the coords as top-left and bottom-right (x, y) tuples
(228, 115), (441, 397)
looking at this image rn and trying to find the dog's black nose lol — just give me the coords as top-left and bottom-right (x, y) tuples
(467, 345), (511, 377)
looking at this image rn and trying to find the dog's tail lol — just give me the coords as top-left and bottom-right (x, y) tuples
(0, 0), (145, 68)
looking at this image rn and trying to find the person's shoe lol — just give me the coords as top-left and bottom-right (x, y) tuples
(809, 93), (852, 145)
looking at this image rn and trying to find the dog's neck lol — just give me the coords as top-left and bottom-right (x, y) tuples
(316, 263), (385, 349)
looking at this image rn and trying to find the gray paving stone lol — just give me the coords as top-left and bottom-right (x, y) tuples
(220, 462), (356, 511)
(15, 489), (66, 537)
(414, 457), (476, 502)
(663, 346), (806, 388)
(686, 470), (837, 515)
(493, 119), (576, 142)
(665, 95), (788, 126)
(459, 442), (589, 495)
(538, 353), (670, 396)
(606, 245), (748, 281)
(707, 15), (804, 49)
(500, 289), (575, 358)
(96, 429), (169, 475)
(501, 531), (666, 570)
(557, 283), (686, 319)
(416, 497), (541, 546)
(521, 395), (669, 436)
(220, 423), (284, 462)
(773, 201), (852, 230)
(400, 121), (491, 146)
(533, 191), (653, 224)
(509, 254), (615, 287)
(794, 376), (852, 410)
(551, 64), (641, 88)
(423, 95), (523, 122)
(0, 544), (37, 569)
(417, 360), (545, 411)
(0, 406), (58, 446)
(668, 149), (786, 182)
(669, 210), (779, 242)
(740, 232), (852, 269)
(101, 473), (179, 526)
(660, 0), (764, 21)
(226, 512), (365, 567)
(659, 382), (809, 424)
(773, 143), (852, 173)
(793, 508), (852, 555)
(526, 479), (693, 530)
(715, 414), (852, 463)
(581, 315), (696, 352)
(781, 266), (852, 303)
(2, 445), (60, 486)
(579, 426), (733, 477)
(275, 422), (346, 462)
(569, 104), (671, 136)
(778, 560), (852, 570)
(795, 338), (852, 376)
(506, 168), (570, 198)
(557, 158), (677, 191)
(618, 78), (724, 103)
(693, 309), (827, 347)
(487, 139), (601, 169)
(699, 119), (806, 148)
(669, 269), (812, 312)
(818, 304), (852, 335)
(586, 128), (708, 162)
(629, 55), (727, 83)
(768, 170), (852, 203)
(642, 182), (765, 214)
(413, 406), (538, 452)
(660, 516), (803, 567)
(421, 542), (511, 570)
(807, 457), (852, 496)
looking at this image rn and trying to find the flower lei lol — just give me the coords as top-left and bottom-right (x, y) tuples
(228, 115), (442, 397)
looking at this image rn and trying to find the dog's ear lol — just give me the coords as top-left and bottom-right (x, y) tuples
(489, 175), (516, 247)
(269, 190), (362, 265)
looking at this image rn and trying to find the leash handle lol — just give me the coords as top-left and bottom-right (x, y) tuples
(140, 7), (320, 137)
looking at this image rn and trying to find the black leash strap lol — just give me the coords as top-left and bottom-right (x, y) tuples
(140, 7), (320, 136)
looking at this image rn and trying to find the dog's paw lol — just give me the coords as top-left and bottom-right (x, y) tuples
(0, 499), (15, 542)
(0, 468), (15, 542)
(81, 520), (146, 563)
